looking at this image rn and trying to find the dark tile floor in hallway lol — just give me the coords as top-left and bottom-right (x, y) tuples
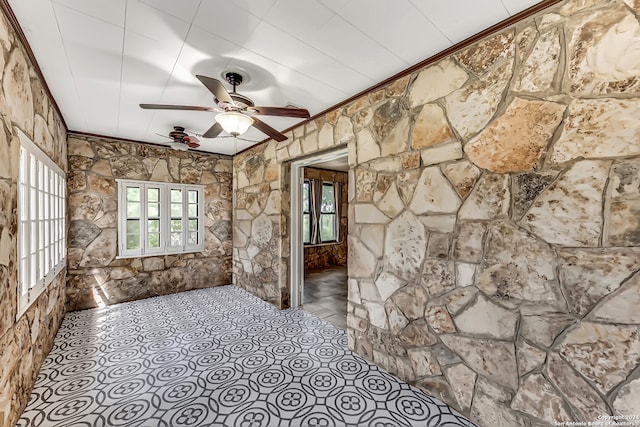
(18, 285), (476, 427)
(303, 266), (348, 330)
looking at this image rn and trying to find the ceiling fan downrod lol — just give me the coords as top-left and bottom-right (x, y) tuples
(225, 72), (243, 93)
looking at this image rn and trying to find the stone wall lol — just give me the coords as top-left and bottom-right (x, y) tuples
(233, 142), (285, 306)
(0, 9), (68, 427)
(233, 0), (640, 424)
(303, 167), (348, 270)
(66, 134), (232, 311)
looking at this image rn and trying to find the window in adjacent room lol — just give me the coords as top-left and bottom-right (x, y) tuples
(320, 182), (337, 243)
(17, 129), (66, 319)
(303, 179), (340, 245)
(302, 180), (311, 244)
(117, 180), (204, 258)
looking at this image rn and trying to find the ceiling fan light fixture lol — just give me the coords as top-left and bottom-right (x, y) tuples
(215, 111), (254, 136)
(169, 141), (189, 151)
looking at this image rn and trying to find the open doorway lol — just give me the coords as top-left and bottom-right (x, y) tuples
(290, 149), (349, 329)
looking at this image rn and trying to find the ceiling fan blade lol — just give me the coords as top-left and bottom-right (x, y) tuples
(184, 135), (200, 144)
(202, 122), (224, 138)
(196, 75), (233, 104)
(252, 117), (288, 142)
(250, 106), (310, 118)
(140, 103), (216, 112)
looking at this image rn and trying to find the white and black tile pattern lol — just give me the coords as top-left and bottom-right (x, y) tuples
(19, 286), (476, 427)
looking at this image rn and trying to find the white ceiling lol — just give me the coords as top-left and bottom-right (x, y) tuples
(309, 157), (349, 172)
(8, 0), (543, 155)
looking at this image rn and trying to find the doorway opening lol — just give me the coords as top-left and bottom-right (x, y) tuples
(290, 148), (349, 329)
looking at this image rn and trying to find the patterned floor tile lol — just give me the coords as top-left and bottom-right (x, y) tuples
(18, 285), (475, 427)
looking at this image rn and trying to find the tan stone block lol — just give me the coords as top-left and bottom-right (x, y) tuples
(558, 322), (640, 394)
(477, 221), (559, 304)
(454, 294), (517, 340)
(409, 59), (468, 107)
(511, 374), (572, 424)
(3, 47), (34, 134)
(379, 119), (408, 157)
(263, 162), (278, 182)
(325, 109), (341, 125)
(514, 27), (560, 92)
(426, 305), (456, 334)
(443, 364), (476, 412)
(466, 97), (565, 173)
(458, 173), (510, 220)
(547, 352), (608, 421)
(411, 104), (453, 149)
(408, 348), (441, 377)
(455, 30), (514, 75)
(386, 75), (410, 97)
(517, 340), (546, 376)
(87, 173), (115, 197)
(558, 247), (640, 316)
(420, 141), (462, 166)
(346, 96), (370, 116)
(399, 319), (437, 347)
(440, 335), (518, 391)
(90, 158), (112, 177)
(444, 60), (512, 139)
(409, 167), (460, 215)
(334, 116), (354, 145)
(520, 160), (609, 247)
(400, 152), (420, 170)
(567, 6), (640, 96)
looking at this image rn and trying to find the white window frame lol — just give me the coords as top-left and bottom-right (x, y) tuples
(319, 181), (338, 243)
(17, 129), (66, 320)
(117, 179), (205, 258)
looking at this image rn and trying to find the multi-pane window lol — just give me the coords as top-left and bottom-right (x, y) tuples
(17, 129), (66, 319)
(302, 181), (311, 244)
(302, 179), (339, 245)
(320, 183), (337, 242)
(117, 180), (204, 258)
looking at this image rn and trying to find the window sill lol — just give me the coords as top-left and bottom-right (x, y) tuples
(115, 248), (203, 259)
(304, 241), (343, 248)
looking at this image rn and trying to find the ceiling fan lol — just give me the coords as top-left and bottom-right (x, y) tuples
(140, 72), (311, 142)
(157, 126), (200, 151)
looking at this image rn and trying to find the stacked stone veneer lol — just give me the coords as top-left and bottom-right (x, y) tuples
(66, 134), (232, 311)
(0, 8), (68, 427)
(234, 0), (640, 424)
(303, 167), (348, 270)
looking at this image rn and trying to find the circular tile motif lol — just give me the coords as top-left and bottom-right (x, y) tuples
(218, 384), (252, 408)
(329, 391), (368, 417)
(105, 399), (153, 426)
(105, 348), (143, 365)
(355, 372), (394, 396)
(168, 403), (214, 426)
(106, 378), (148, 402)
(225, 407), (272, 427)
(255, 368), (288, 389)
(298, 411), (338, 427)
(191, 350), (228, 370)
(204, 367), (239, 387)
(105, 361), (145, 380)
(146, 350), (183, 368)
(47, 396), (95, 422)
(165, 380), (199, 400)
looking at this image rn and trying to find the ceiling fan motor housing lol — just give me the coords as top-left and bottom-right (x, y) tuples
(168, 126), (187, 140)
